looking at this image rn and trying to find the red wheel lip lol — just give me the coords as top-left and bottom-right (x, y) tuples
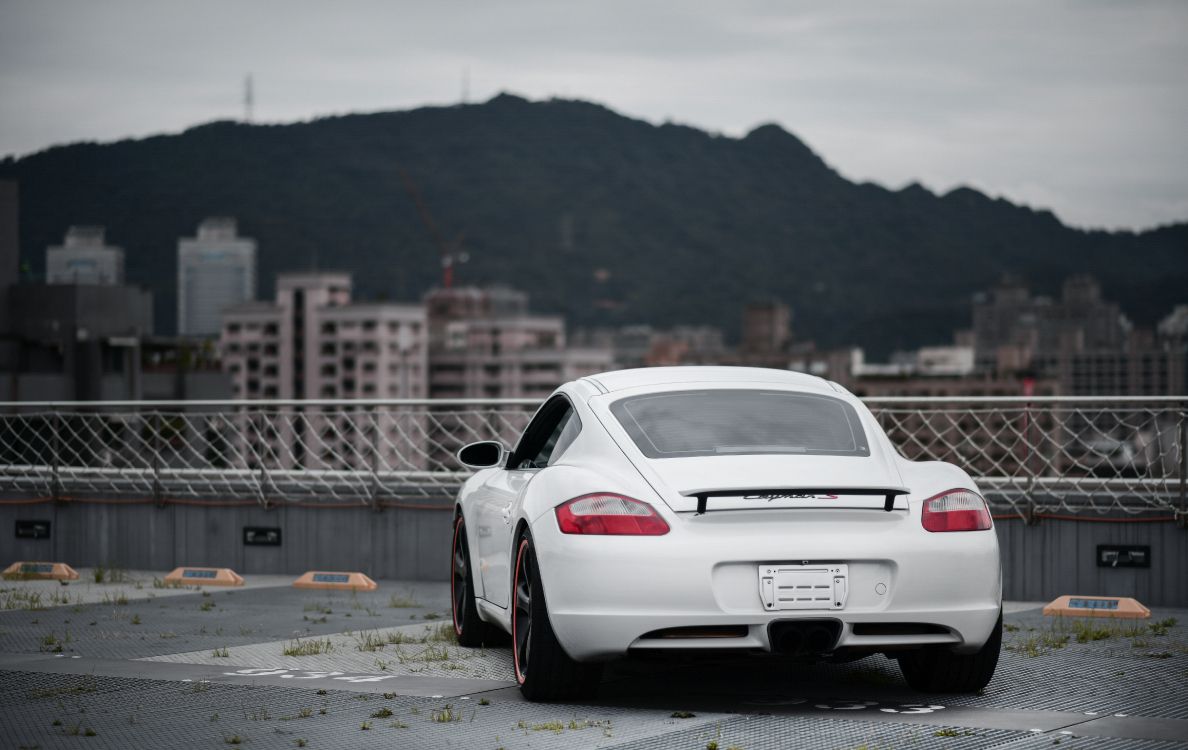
(451, 516), (465, 638)
(511, 537), (530, 686)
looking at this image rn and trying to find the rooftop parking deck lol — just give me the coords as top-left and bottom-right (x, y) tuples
(1, 572), (1185, 749)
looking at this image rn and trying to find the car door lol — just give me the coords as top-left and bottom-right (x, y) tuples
(475, 396), (580, 608)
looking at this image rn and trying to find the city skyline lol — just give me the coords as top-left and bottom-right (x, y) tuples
(2, 1), (1186, 231)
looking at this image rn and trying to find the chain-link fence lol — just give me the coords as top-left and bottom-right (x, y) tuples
(0, 397), (1183, 517)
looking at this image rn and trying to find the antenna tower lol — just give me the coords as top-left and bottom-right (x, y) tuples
(244, 74), (254, 123)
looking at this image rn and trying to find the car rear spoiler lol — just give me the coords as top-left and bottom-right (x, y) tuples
(682, 487), (910, 515)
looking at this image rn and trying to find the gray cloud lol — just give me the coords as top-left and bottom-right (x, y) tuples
(1, 0), (1185, 230)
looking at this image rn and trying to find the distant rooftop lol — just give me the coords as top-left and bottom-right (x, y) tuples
(61, 226), (113, 248)
(195, 217), (241, 241)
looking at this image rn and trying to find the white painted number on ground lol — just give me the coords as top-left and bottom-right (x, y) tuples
(879, 703), (945, 714)
(223, 668), (394, 683)
(813, 700), (945, 714)
(815, 700), (879, 710)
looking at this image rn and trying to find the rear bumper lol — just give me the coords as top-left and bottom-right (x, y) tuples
(529, 509), (1001, 661)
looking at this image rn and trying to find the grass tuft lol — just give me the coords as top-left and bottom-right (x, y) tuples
(388, 591), (420, 608)
(283, 637), (334, 656)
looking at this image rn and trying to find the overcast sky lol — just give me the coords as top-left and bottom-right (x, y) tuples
(1, 0), (1185, 231)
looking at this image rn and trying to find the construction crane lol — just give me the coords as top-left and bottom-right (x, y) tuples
(398, 168), (468, 288)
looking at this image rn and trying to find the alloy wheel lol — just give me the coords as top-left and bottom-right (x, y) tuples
(451, 519), (469, 636)
(512, 538), (533, 684)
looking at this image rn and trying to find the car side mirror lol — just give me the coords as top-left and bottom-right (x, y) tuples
(457, 441), (506, 469)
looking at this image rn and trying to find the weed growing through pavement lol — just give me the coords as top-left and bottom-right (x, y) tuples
(247, 706), (272, 721)
(388, 590), (420, 608)
(39, 632), (64, 653)
(283, 637), (334, 656)
(517, 718), (612, 735)
(212, 646), (230, 657)
(29, 676), (96, 700)
(1, 589), (45, 611)
(370, 707), (393, 719)
(63, 722), (97, 736)
(200, 600), (215, 612)
(355, 630), (387, 652)
(432, 705), (461, 723)
(1148, 617), (1178, 636)
(1046, 616), (1175, 643)
(1006, 632), (1069, 657)
(92, 565), (132, 584)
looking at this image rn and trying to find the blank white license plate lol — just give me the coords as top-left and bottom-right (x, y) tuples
(758, 563), (848, 611)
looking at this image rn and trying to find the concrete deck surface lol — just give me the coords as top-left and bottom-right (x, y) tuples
(1, 570), (1185, 749)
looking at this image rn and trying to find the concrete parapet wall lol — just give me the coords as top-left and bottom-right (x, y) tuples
(1, 501), (1185, 606)
(1, 501), (453, 583)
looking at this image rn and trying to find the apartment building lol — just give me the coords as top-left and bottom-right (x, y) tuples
(220, 273), (427, 471)
(425, 286), (613, 400)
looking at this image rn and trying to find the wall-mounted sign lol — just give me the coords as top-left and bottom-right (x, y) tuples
(1097, 544), (1150, 568)
(15, 520), (51, 540)
(244, 527), (282, 546)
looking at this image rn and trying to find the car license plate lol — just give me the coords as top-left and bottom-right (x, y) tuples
(758, 563), (848, 611)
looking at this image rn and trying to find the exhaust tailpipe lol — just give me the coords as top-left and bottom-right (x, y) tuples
(768, 620), (841, 656)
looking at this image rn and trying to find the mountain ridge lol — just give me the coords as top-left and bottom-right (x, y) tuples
(1, 93), (1184, 355)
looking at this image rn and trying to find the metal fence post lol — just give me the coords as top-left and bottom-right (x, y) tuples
(370, 406), (381, 513)
(1178, 404), (1187, 528)
(151, 411), (164, 508)
(50, 408), (62, 502)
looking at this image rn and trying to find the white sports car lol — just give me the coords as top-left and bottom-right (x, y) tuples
(451, 367), (1001, 701)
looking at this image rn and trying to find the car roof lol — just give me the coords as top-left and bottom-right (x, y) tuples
(580, 366), (836, 394)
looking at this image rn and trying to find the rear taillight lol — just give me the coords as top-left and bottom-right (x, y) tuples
(555, 493), (670, 536)
(921, 489), (992, 532)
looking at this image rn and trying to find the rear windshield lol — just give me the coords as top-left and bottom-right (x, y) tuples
(609, 389), (871, 459)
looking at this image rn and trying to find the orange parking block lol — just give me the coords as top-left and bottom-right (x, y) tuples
(2, 561), (79, 580)
(292, 571), (377, 591)
(163, 567), (244, 587)
(1043, 594), (1150, 619)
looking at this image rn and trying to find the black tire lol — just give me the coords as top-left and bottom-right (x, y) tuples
(451, 515), (505, 647)
(512, 530), (602, 702)
(898, 610), (1002, 692)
